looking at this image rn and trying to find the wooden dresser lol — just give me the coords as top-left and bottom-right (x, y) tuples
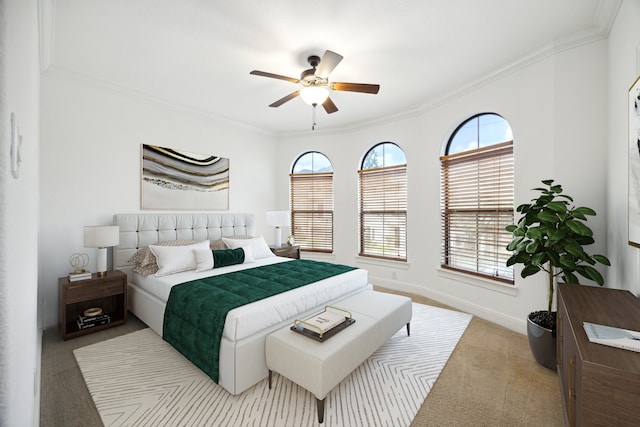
(557, 283), (640, 426)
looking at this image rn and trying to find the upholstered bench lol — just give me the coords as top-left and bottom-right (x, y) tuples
(265, 290), (412, 423)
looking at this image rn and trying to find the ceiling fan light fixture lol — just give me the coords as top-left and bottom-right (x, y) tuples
(300, 85), (329, 106)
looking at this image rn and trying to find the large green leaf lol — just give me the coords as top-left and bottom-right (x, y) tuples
(546, 201), (568, 213)
(547, 228), (566, 242)
(516, 240), (528, 252)
(506, 236), (523, 251)
(526, 240), (539, 254)
(562, 271), (579, 284)
(574, 207), (596, 216)
(526, 227), (542, 239)
(547, 252), (560, 267)
(532, 253), (547, 265)
(577, 266), (604, 286)
(564, 242), (586, 259)
(550, 185), (563, 194)
(574, 236), (595, 245)
(538, 211), (559, 223)
(593, 254), (611, 266)
(556, 194), (574, 203)
(565, 219), (593, 236)
(559, 255), (577, 269)
(521, 265), (541, 278)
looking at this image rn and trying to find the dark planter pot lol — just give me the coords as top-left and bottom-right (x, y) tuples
(526, 311), (556, 370)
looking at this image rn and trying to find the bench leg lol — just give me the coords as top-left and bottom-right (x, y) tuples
(406, 322), (410, 336)
(268, 370), (273, 389)
(317, 397), (325, 423)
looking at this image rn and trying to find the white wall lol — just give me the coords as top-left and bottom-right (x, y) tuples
(607, 0), (640, 296)
(0, 0), (41, 425)
(277, 40), (610, 334)
(39, 73), (278, 329)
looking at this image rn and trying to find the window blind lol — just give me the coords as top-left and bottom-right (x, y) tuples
(440, 141), (514, 283)
(359, 164), (407, 261)
(290, 172), (333, 253)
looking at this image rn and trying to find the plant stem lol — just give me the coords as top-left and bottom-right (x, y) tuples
(547, 264), (554, 315)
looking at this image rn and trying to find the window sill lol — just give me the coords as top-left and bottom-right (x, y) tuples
(437, 268), (518, 296)
(355, 256), (410, 270)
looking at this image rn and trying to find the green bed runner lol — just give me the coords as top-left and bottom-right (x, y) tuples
(162, 259), (357, 383)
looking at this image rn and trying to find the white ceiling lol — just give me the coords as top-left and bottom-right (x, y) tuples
(44, 0), (620, 135)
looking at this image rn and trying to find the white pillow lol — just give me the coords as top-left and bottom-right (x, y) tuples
(242, 245), (255, 263)
(150, 240), (210, 276)
(222, 236), (275, 259)
(194, 248), (214, 271)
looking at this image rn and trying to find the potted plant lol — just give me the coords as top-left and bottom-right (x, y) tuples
(505, 179), (610, 369)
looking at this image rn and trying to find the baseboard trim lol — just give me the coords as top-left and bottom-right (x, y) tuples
(371, 277), (527, 335)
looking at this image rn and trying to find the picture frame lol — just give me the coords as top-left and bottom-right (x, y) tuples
(141, 144), (229, 210)
(628, 75), (640, 247)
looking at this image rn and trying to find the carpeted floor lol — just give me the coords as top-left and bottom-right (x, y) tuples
(40, 288), (565, 426)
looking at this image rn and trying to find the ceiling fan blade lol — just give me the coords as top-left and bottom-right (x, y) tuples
(269, 91), (300, 107)
(250, 70), (299, 84)
(316, 50), (343, 79)
(322, 97), (339, 114)
(331, 82), (380, 94)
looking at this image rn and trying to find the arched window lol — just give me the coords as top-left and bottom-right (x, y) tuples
(359, 142), (407, 261)
(290, 151), (334, 253)
(440, 113), (514, 283)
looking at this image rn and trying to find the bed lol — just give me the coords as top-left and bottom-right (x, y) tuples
(113, 213), (371, 395)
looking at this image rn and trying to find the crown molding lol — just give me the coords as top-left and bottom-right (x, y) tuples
(42, 64), (274, 136)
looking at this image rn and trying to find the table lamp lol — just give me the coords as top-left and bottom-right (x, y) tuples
(84, 225), (120, 277)
(265, 211), (290, 247)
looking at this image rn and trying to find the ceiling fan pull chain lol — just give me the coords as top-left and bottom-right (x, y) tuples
(312, 104), (317, 130)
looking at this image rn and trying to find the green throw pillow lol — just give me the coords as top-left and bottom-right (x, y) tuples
(212, 248), (245, 268)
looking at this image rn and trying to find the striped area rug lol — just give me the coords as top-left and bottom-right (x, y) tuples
(74, 303), (471, 427)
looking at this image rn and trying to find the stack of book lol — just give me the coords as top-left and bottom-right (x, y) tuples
(292, 306), (355, 341)
(303, 310), (348, 334)
(68, 271), (92, 282)
(77, 313), (111, 330)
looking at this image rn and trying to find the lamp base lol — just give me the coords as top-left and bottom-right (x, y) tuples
(274, 227), (282, 247)
(96, 247), (108, 278)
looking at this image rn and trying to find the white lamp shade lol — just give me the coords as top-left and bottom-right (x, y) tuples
(265, 211), (290, 227)
(300, 86), (329, 106)
(84, 225), (120, 248)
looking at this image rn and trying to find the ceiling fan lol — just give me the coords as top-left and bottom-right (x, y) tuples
(249, 50), (380, 116)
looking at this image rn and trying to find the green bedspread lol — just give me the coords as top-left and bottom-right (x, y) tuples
(162, 259), (357, 382)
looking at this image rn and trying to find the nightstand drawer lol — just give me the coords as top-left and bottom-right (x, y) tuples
(66, 281), (124, 303)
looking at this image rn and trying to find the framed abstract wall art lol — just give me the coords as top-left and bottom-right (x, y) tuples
(629, 75), (640, 247)
(141, 144), (229, 210)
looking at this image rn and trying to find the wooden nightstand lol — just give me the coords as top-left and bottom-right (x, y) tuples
(269, 244), (301, 259)
(58, 270), (127, 340)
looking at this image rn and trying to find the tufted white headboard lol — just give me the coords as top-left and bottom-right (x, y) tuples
(113, 213), (256, 278)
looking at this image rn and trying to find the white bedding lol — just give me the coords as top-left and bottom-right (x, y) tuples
(132, 256), (370, 342)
